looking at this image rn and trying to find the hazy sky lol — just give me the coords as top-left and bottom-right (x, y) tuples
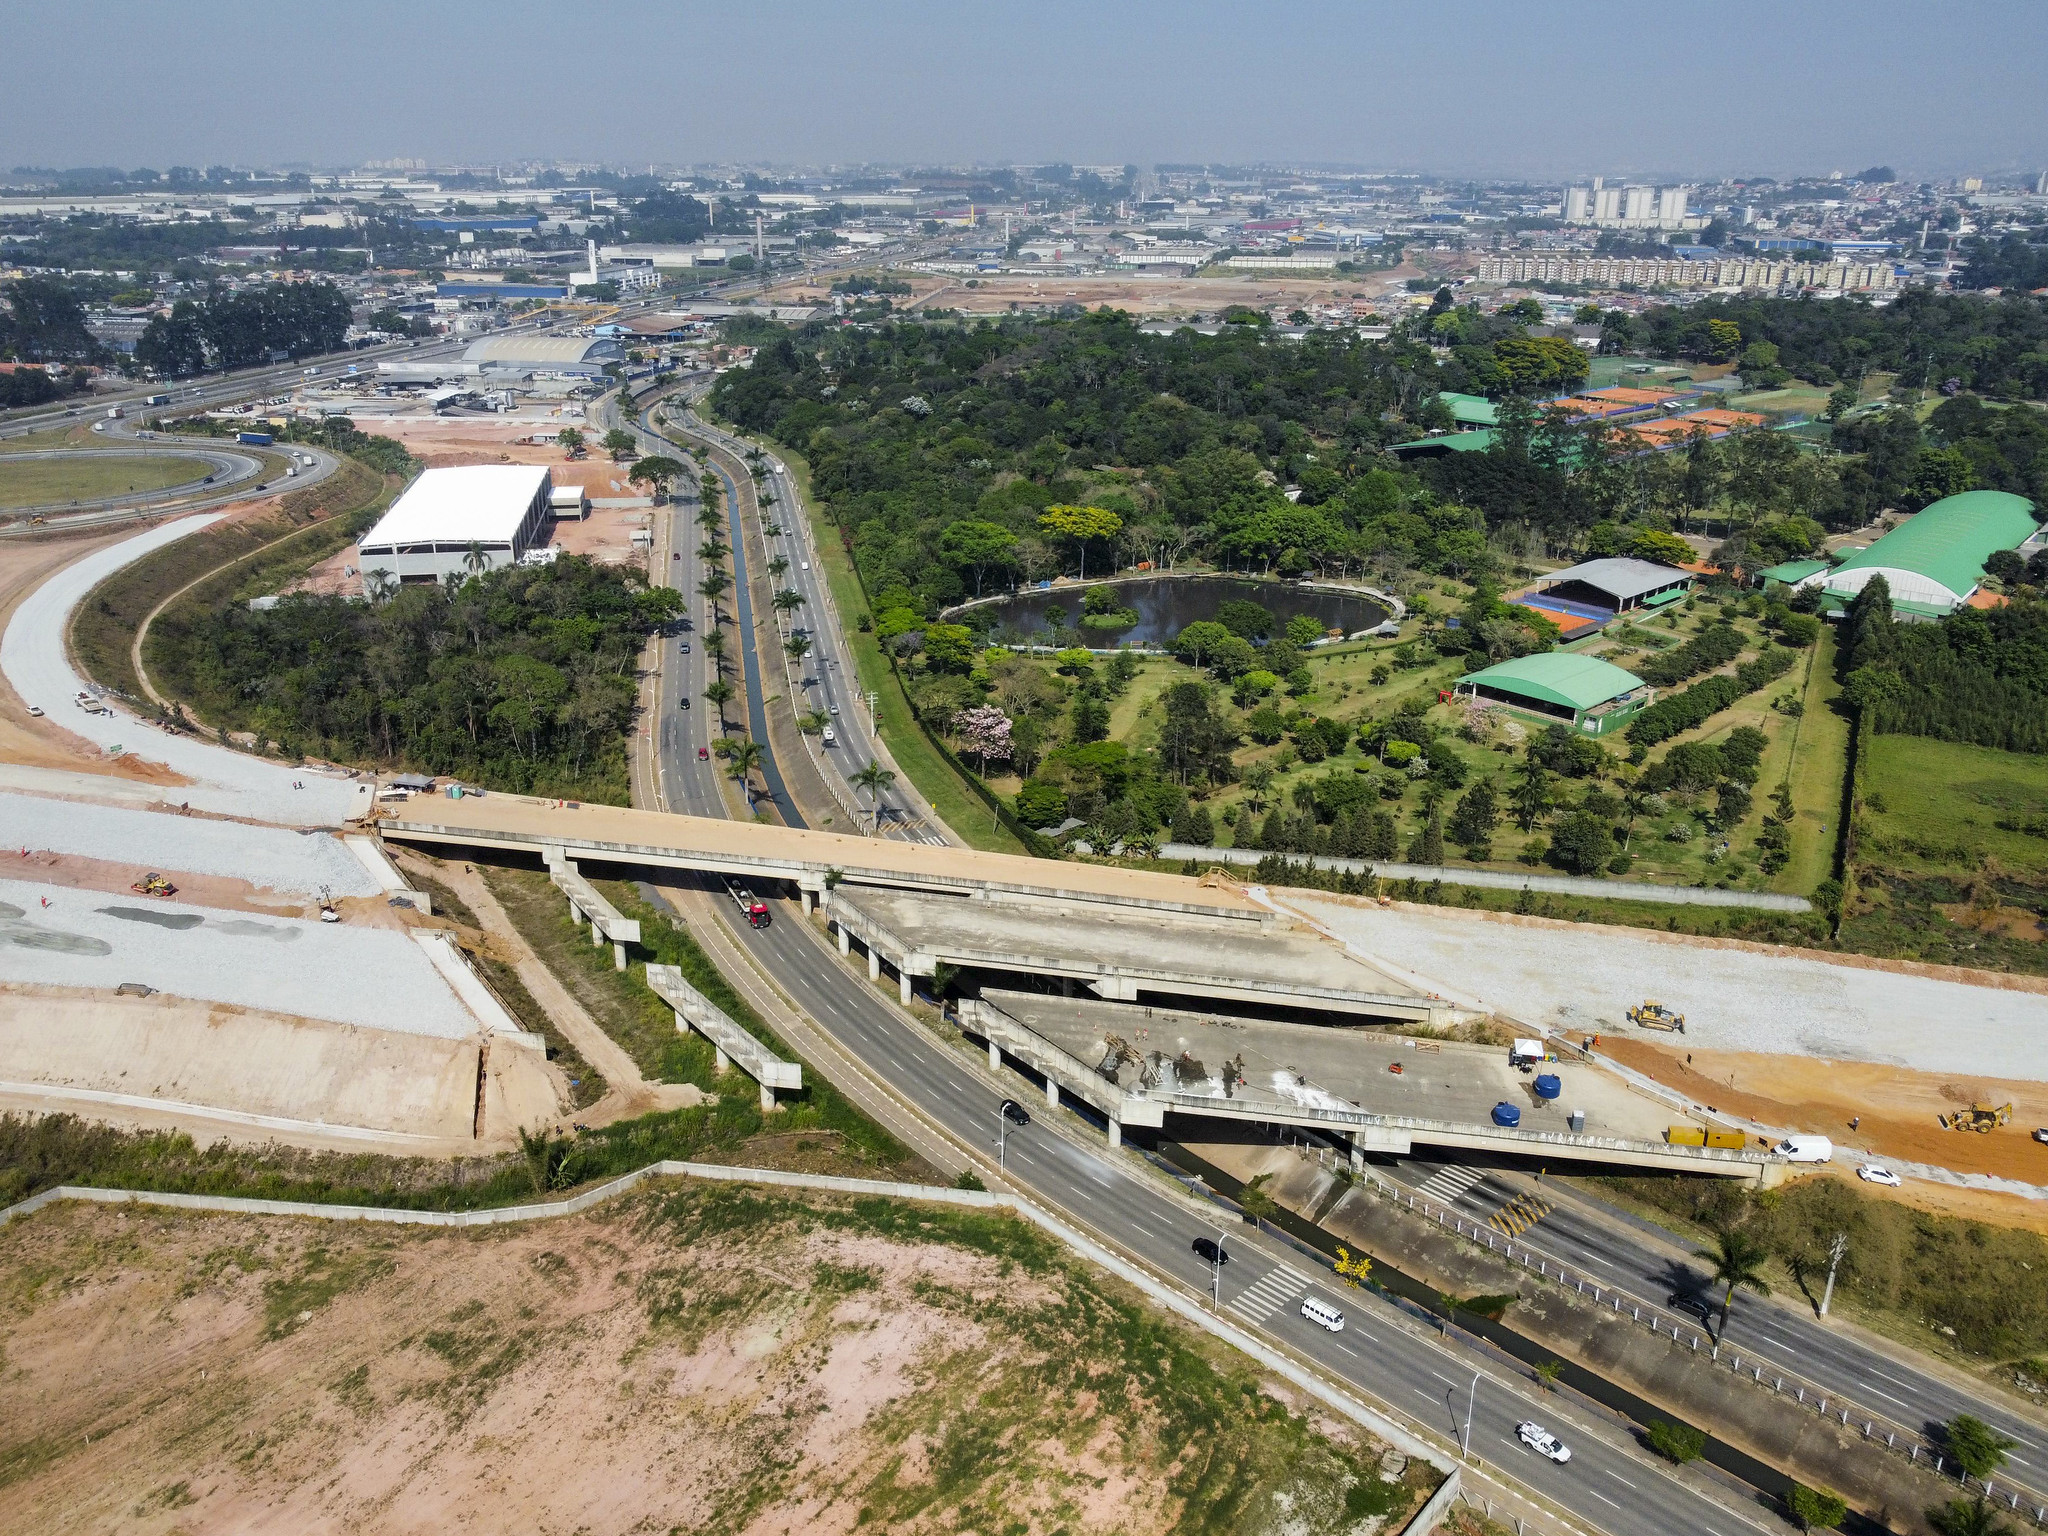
(10, 0), (2045, 180)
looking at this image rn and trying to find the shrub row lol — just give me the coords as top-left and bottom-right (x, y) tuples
(1633, 621), (1746, 688)
(1628, 646), (1798, 746)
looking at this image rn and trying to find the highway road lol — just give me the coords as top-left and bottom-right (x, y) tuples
(615, 401), (1783, 1536)
(626, 384), (943, 842)
(1385, 1155), (2048, 1500)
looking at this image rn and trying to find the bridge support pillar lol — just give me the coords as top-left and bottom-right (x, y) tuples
(759, 1082), (776, 1113)
(567, 897), (580, 927)
(714, 1044), (729, 1073)
(801, 889), (813, 916)
(867, 946), (880, 981)
(838, 923), (850, 956)
(1046, 1078), (1059, 1109)
(613, 940), (627, 971)
(899, 968), (913, 1007)
(987, 1039), (1000, 1071)
(1107, 1115), (1122, 1150)
(590, 921), (603, 951)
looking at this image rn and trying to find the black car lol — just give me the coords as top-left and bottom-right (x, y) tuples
(1192, 1237), (1230, 1265)
(1667, 1291), (1715, 1323)
(999, 1100), (1030, 1126)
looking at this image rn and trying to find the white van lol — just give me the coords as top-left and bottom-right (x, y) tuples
(1301, 1296), (1345, 1332)
(1774, 1134), (1833, 1164)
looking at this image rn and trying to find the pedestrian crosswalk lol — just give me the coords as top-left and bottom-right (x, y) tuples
(1227, 1262), (1316, 1324)
(1415, 1165), (1484, 1206)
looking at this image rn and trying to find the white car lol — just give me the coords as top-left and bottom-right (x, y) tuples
(1856, 1163), (1902, 1187)
(821, 727), (837, 746)
(1517, 1422), (1571, 1463)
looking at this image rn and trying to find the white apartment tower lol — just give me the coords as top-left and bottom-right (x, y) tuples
(1622, 184), (1656, 223)
(1656, 185), (1689, 225)
(1593, 184), (1621, 222)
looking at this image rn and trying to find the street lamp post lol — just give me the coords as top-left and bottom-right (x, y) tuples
(1462, 1370), (1480, 1458)
(995, 1104), (1010, 1168)
(1210, 1229), (1228, 1311)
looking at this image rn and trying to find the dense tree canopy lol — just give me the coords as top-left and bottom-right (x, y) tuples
(136, 281), (352, 376)
(153, 557), (683, 799)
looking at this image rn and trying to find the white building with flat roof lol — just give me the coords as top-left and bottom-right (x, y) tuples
(357, 465), (553, 589)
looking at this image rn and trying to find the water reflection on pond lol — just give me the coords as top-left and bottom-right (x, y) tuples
(957, 576), (1391, 648)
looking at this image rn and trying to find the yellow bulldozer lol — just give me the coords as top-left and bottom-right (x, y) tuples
(1939, 1102), (2013, 1133)
(1627, 1000), (1685, 1033)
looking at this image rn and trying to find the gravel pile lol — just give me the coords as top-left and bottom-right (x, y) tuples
(1293, 894), (2048, 1082)
(0, 874), (476, 1039)
(1, 517), (360, 827)
(0, 792), (378, 899)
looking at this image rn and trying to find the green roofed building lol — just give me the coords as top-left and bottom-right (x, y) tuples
(1821, 489), (2039, 618)
(1439, 391), (1500, 427)
(1454, 652), (1653, 736)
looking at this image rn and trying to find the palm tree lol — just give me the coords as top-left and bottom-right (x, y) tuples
(697, 571), (731, 618)
(461, 540), (489, 577)
(1699, 1226), (1772, 1333)
(703, 679), (735, 730)
(784, 633), (813, 663)
(724, 738), (765, 809)
(768, 555), (790, 580)
(850, 759), (897, 835)
(702, 628), (726, 669)
(699, 539), (729, 563)
(364, 569), (397, 603)
(772, 587), (805, 617)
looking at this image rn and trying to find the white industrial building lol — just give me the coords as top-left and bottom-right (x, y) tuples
(460, 334), (623, 378)
(357, 466), (554, 589)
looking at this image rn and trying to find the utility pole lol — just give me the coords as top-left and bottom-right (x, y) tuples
(1819, 1232), (1848, 1317)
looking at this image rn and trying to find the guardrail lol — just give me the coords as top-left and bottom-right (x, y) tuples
(1353, 1162), (2048, 1526)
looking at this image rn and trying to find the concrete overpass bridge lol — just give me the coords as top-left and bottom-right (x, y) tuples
(381, 794), (1456, 1025)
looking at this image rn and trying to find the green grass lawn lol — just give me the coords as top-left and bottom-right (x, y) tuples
(0, 452), (202, 509)
(1727, 383), (1834, 417)
(1861, 736), (2048, 882)
(748, 431), (1028, 855)
(1772, 629), (1850, 892)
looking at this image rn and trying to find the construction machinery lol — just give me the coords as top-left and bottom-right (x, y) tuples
(1627, 1000), (1685, 1033)
(130, 872), (175, 898)
(1939, 1101), (2013, 1133)
(1097, 1034), (1142, 1084)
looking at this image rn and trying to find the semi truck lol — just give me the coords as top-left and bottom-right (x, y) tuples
(725, 879), (771, 929)
(237, 430), (273, 446)
(143, 393), (170, 407)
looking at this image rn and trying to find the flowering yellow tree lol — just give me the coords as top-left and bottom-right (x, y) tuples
(1037, 504), (1123, 580)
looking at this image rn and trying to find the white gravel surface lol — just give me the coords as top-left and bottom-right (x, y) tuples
(1, 515), (360, 826)
(0, 874), (477, 1039)
(0, 791), (379, 899)
(1288, 894), (2048, 1082)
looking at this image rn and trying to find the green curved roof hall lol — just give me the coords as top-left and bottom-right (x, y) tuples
(1458, 652), (1645, 711)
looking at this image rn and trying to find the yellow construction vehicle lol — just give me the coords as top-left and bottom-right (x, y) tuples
(130, 872), (175, 898)
(1628, 1000), (1686, 1033)
(1939, 1102), (2013, 1133)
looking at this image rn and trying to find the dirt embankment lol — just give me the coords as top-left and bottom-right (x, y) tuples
(1599, 1035), (2048, 1225)
(0, 1187), (1427, 1535)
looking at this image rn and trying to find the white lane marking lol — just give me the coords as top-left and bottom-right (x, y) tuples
(1588, 1490), (1622, 1510)
(1607, 1470), (1636, 1488)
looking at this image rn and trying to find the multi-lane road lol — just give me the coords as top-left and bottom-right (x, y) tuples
(1385, 1156), (2048, 1497)
(615, 392), (1794, 1536)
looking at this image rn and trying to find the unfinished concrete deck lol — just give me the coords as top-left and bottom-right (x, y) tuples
(544, 851), (641, 970)
(824, 886), (1442, 1021)
(961, 990), (1776, 1180)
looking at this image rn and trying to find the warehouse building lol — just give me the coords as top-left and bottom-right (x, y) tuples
(1820, 490), (2040, 618)
(1514, 557), (1694, 635)
(1453, 652), (1653, 736)
(459, 335), (623, 379)
(357, 466), (554, 589)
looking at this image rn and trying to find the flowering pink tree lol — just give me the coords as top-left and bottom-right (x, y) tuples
(952, 705), (1014, 776)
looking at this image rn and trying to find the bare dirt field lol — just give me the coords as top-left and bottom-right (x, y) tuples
(1598, 1035), (2048, 1228)
(0, 1187), (1428, 1536)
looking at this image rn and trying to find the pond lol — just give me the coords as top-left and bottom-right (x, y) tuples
(953, 576), (1392, 649)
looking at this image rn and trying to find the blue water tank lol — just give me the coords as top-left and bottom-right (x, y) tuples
(1491, 1102), (1521, 1128)
(1534, 1074), (1562, 1101)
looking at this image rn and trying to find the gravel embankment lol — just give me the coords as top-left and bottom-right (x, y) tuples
(0, 874), (476, 1038)
(0, 516), (361, 826)
(0, 792), (379, 899)
(1291, 893), (2048, 1082)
